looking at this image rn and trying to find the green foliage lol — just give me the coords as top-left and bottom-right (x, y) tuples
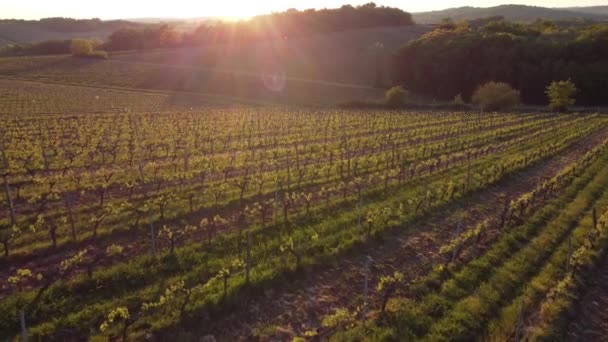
(322, 308), (355, 329)
(386, 86), (408, 107)
(377, 271), (405, 292)
(99, 306), (129, 333)
(106, 244), (124, 257)
(70, 39), (93, 56)
(453, 94), (466, 105)
(546, 79), (577, 112)
(394, 19), (608, 106)
(472, 82), (521, 111)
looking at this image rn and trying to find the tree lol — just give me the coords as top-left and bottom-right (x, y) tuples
(546, 80), (577, 112)
(70, 39), (93, 56)
(386, 86), (408, 107)
(472, 82), (520, 111)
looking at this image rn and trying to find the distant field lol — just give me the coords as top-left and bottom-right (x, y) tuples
(0, 25), (432, 105)
(0, 56), (385, 105)
(0, 22), (119, 47)
(0, 79), (245, 115)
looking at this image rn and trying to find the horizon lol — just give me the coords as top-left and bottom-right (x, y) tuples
(2, 1), (607, 21)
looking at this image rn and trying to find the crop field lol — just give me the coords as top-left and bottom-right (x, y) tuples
(0, 79), (247, 116)
(0, 56), (385, 106)
(2, 80), (608, 341)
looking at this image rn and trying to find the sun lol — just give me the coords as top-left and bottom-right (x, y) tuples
(204, 3), (260, 21)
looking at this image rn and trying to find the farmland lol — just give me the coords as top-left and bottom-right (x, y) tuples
(0, 56), (385, 106)
(1, 76), (608, 341)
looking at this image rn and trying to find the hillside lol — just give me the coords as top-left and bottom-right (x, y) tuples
(113, 25), (432, 87)
(413, 4), (608, 24)
(0, 19), (142, 48)
(0, 23), (429, 105)
(564, 6), (608, 16)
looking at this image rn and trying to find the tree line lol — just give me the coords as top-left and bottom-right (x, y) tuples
(0, 3), (413, 56)
(392, 18), (608, 106)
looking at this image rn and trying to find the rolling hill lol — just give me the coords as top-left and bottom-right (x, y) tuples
(0, 19), (142, 48)
(0, 25), (432, 105)
(112, 25), (432, 87)
(563, 6), (608, 16)
(413, 4), (608, 24)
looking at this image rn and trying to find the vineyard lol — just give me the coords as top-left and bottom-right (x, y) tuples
(2, 80), (608, 341)
(0, 56), (385, 106)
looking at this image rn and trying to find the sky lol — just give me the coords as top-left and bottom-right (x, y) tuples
(2, 0), (607, 20)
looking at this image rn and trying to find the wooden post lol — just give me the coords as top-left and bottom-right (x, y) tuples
(567, 236), (572, 273)
(593, 208), (598, 230)
(150, 216), (156, 257)
(64, 192), (77, 241)
(246, 231), (252, 285)
(362, 256), (373, 322)
(19, 309), (26, 342)
(466, 155), (472, 191)
(515, 299), (524, 342)
(274, 182), (279, 225)
(451, 220), (463, 263)
(3, 174), (16, 226)
(357, 195), (363, 230)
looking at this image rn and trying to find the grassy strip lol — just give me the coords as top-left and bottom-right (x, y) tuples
(420, 149), (608, 341)
(486, 195), (608, 340)
(329, 136), (608, 341)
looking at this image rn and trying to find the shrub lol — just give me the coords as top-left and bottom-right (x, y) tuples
(386, 86), (408, 107)
(472, 82), (521, 111)
(546, 80), (577, 112)
(453, 94), (466, 105)
(70, 39), (93, 56)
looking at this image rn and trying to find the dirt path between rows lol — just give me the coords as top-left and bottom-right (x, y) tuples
(208, 127), (608, 341)
(566, 253), (608, 341)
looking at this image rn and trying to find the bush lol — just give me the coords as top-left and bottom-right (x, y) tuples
(386, 86), (408, 107)
(70, 39), (93, 56)
(546, 80), (577, 112)
(472, 82), (521, 111)
(453, 94), (466, 105)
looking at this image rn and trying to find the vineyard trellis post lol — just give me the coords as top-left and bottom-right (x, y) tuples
(274, 181), (279, 225)
(149, 214), (157, 257)
(64, 192), (77, 241)
(19, 309), (26, 342)
(246, 231), (252, 285)
(357, 195), (363, 230)
(593, 207), (598, 230)
(3, 174), (16, 226)
(515, 299), (524, 342)
(466, 154), (472, 192)
(451, 220), (463, 263)
(362, 256), (373, 322)
(566, 235), (572, 273)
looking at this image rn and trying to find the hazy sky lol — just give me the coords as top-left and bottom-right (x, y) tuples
(2, 0), (607, 20)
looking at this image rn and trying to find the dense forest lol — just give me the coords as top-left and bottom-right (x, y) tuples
(393, 18), (608, 106)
